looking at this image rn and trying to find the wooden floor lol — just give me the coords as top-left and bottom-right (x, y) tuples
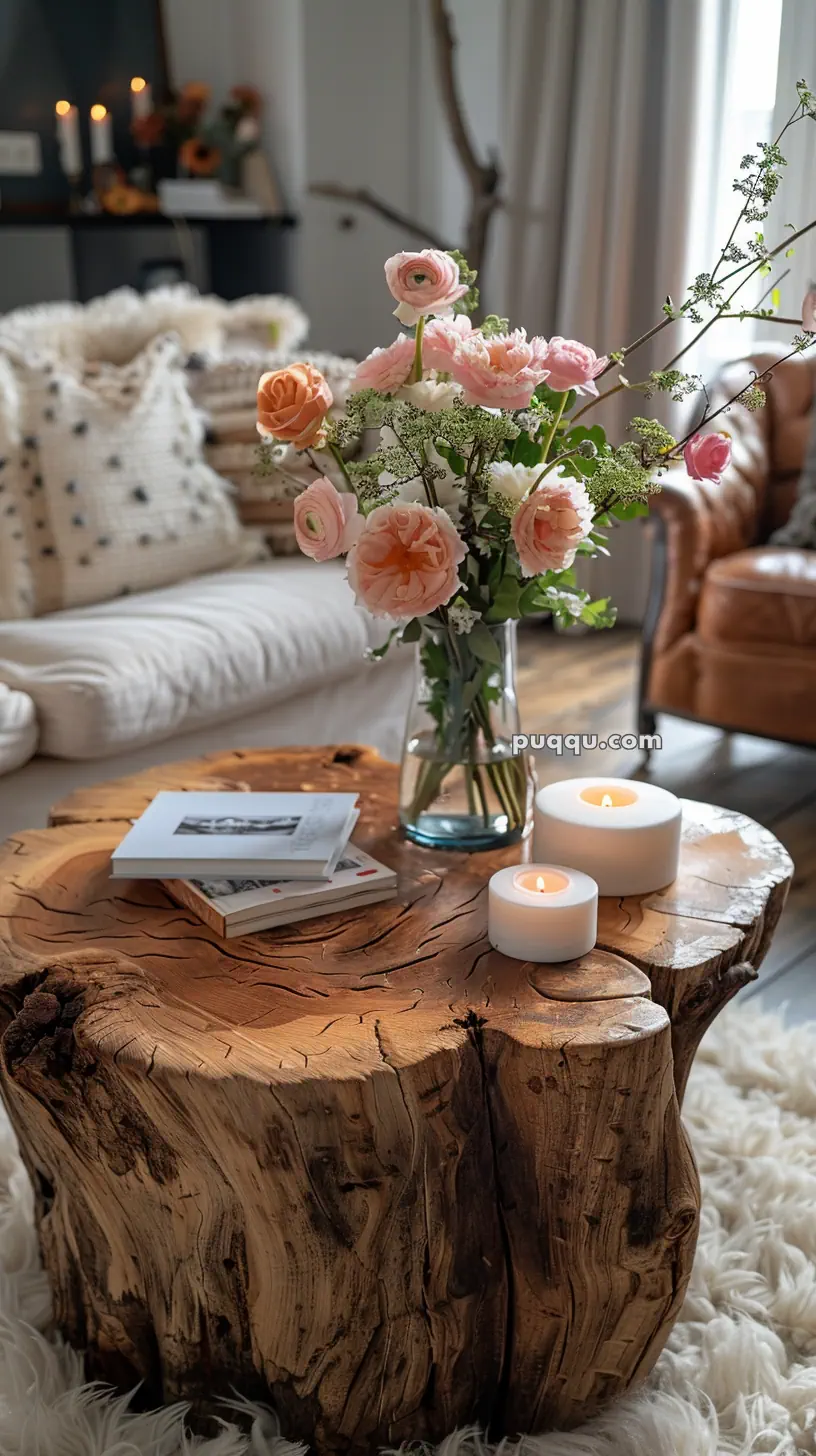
(518, 623), (816, 1023)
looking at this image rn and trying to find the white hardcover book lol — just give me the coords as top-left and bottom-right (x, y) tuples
(111, 791), (359, 880)
(164, 845), (398, 937)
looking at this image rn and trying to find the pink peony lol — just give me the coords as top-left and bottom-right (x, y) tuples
(347, 501), (466, 618)
(352, 334), (415, 395)
(294, 476), (362, 562)
(511, 470), (594, 576)
(683, 431), (732, 484)
(544, 337), (608, 396)
(449, 328), (550, 409)
(422, 314), (473, 372)
(384, 249), (469, 326)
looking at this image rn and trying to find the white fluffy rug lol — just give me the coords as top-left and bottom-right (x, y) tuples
(2, 1004), (816, 1455)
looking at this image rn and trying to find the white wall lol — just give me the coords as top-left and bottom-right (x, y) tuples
(163, 0), (503, 357)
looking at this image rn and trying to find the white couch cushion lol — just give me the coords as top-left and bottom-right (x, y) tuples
(0, 683), (37, 774)
(0, 560), (391, 760)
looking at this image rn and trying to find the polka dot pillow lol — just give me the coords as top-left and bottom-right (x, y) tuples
(9, 335), (253, 614)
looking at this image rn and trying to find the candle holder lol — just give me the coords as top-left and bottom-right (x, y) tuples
(488, 863), (598, 963)
(533, 777), (682, 896)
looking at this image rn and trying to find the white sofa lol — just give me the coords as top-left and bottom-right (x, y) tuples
(0, 558), (413, 836)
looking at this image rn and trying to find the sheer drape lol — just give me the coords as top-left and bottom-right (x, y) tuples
(497, 0), (723, 621)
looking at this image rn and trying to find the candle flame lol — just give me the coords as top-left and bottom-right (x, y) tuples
(55, 100), (72, 117)
(130, 77), (147, 93)
(90, 104), (107, 121)
(601, 793), (614, 808)
(535, 875), (546, 892)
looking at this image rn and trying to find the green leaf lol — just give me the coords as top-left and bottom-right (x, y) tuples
(610, 499), (650, 521)
(400, 618), (422, 644)
(771, 287), (781, 311)
(786, 246), (796, 258)
(485, 574), (523, 623)
(511, 429), (544, 467)
(466, 620), (502, 665)
(581, 597), (617, 629)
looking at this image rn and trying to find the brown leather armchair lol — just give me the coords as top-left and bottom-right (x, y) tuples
(640, 347), (816, 746)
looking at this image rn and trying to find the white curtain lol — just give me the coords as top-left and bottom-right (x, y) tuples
(765, 0), (816, 327)
(496, 0), (727, 622)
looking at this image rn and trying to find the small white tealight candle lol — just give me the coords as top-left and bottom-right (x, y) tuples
(488, 864), (598, 963)
(534, 777), (682, 896)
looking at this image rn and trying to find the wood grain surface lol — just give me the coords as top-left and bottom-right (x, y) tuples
(0, 746), (792, 1451)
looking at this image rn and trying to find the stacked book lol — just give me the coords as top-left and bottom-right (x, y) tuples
(111, 791), (397, 937)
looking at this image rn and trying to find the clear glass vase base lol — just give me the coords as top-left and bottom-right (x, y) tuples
(400, 811), (525, 853)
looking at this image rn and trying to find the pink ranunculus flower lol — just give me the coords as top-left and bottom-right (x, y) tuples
(384, 249), (469, 326)
(449, 328), (551, 409)
(351, 334), (416, 395)
(544, 337), (608, 397)
(422, 314), (473, 372)
(683, 431), (732, 485)
(511, 469), (594, 576)
(347, 501), (466, 618)
(294, 476), (362, 562)
(802, 289), (816, 331)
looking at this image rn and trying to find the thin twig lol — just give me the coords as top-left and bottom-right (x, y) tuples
(429, 0), (487, 187)
(672, 340), (816, 453)
(308, 183), (451, 251)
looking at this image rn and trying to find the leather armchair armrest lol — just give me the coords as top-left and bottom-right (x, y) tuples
(647, 465), (759, 653)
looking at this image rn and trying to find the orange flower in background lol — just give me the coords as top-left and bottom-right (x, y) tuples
(180, 81), (210, 105)
(231, 84), (262, 116)
(177, 81), (210, 125)
(179, 138), (221, 176)
(101, 184), (148, 216)
(132, 112), (165, 148)
(257, 363), (333, 450)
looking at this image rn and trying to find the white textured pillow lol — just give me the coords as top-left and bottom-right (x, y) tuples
(0, 355), (34, 620)
(11, 335), (251, 613)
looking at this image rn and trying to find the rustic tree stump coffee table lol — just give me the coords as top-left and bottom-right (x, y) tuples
(0, 746), (792, 1452)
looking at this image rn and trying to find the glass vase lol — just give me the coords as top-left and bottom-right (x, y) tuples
(398, 620), (534, 852)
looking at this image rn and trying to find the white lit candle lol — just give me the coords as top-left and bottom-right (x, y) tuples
(89, 104), (114, 164)
(55, 100), (82, 176)
(130, 77), (153, 122)
(533, 777), (682, 896)
(488, 864), (598, 963)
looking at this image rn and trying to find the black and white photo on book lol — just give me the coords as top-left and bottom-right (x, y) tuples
(111, 790), (359, 880)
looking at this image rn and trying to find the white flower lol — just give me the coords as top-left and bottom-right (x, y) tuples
(378, 426), (465, 522)
(487, 460), (541, 516)
(448, 599), (481, 635)
(397, 378), (463, 412)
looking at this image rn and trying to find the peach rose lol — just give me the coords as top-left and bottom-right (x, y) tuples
(347, 502), (466, 618)
(351, 334), (415, 394)
(683, 431), (732, 484)
(511, 470), (594, 575)
(294, 476), (362, 561)
(544, 337), (608, 396)
(449, 328), (550, 409)
(422, 314), (473, 372)
(257, 362), (333, 450)
(385, 249), (469, 326)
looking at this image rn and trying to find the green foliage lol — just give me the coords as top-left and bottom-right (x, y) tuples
(480, 313), (510, 338)
(629, 416), (676, 459)
(644, 369), (701, 402)
(448, 249), (480, 316)
(586, 443), (661, 507)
